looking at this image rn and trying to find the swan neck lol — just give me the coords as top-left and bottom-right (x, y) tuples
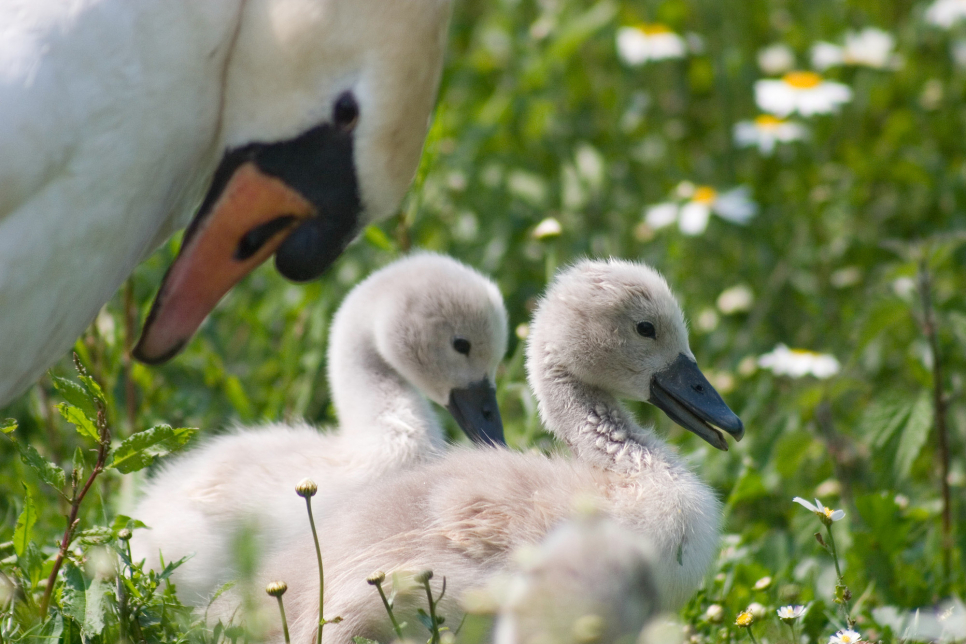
(536, 368), (671, 475)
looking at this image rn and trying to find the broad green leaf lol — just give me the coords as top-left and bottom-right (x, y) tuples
(57, 403), (100, 442)
(62, 565), (107, 636)
(51, 376), (97, 418)
(13, 484), (36, 557)
(10, 436), (66, 491)
(1, 418), (16, 434)
(858, 398), (913, 449)
(894, 393), (933, 480)
(363, 224), (395, 252)
(111, 514), (148, 533)
(18, 542), (45, 588)
(108, 425), (196, 473)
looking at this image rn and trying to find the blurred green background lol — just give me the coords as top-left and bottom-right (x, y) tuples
(3, 0), (965, 641)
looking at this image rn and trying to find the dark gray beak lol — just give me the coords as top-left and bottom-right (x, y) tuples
(649, 353), (744, 451)
(446, 379), (505, 446)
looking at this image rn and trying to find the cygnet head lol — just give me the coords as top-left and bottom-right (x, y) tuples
(527, 258), (743, 450)
(331, 253), (508, 445)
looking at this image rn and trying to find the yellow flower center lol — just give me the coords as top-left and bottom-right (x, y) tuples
(637, 23), (672, 35)
(692, 186), (717, 204)
(824, 507), (834, 518)
(841, 636), (854, 643)
(754, 114), (785, 129)
(790, 349), (817, 357)
(783, 71), (823, 89)
(735, 612), (753, 627)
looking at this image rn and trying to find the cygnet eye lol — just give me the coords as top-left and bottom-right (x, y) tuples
(636, 321), (656, 339)
(333, 92), (360, 131)
(453, 337), (471, 356)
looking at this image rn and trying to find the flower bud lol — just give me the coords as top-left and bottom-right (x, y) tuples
(117, 529), (132, 541)
(296, 478), (318, 498)
(704, 604), (724, 623)
(735, 610), (754, 627)
(413, 569), (434, 584)
(367, 571), (386, 586)
(265, 581), (288, 597)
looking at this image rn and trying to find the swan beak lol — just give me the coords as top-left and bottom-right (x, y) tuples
(133, 162), (315, 364)
(648, 353), (744, 451)
(446, 379), (506, 447)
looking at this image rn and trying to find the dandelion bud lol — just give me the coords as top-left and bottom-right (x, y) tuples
(366, 571), (386, 586)
(296, 478), (318, 498)
(413, 569), (434, 584)
(117, 529), (132, 541)
(265, 581), (288, 597)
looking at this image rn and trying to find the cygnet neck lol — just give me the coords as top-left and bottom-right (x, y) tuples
(327, 309), (443, 456)
(532, 364), (677, 477)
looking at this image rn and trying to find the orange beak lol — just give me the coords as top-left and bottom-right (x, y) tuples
(133, 162), (314, 364)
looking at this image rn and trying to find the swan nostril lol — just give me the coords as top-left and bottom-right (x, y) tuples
(482, 408), (493, 420)
(692, 384), (704, 393)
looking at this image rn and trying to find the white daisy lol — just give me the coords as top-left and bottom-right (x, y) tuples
(758, 344), (840, 378)
(811, 28), (900, 70)
(926, 0), (966, 28)
(777, 605), (805, 622)
(755, 71), (853, 117)
(734, 114), (808, 154)
(758, 43), (796, 75)
(793, 497), (846, 525)
(644, 184), (757, 235)
(829, 629), (863, 644)
(616, 24), (687, 66)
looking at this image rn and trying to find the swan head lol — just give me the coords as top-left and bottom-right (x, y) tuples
(350, 254), (508, 445)
(134, 0), (452, 364)
(527, 258), (743, 450)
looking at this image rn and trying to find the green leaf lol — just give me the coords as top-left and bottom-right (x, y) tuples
(858, 398), (913, 449)
(62, 565), (107, 637)
(57, 403), (100, 442)
(363, 224), (395, 252)
(51, 376), (98, 418)
(108, 425), (197, 474)
(72, 447), (86, 483)
(14, 484), (36, 557)
(78, 374), (106, 407)
(1, 418), (16, 434)
(10, 436), (66, 491)
(894, 393), (933, 480)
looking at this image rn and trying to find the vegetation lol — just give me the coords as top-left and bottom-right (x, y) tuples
(2, 0), (965, 641)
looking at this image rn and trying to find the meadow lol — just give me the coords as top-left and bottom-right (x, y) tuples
(2, 0), (965, 642)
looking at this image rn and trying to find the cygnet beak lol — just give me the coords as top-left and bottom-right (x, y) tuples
(446, 379), (506, 447)
(648, 353), (744, 451)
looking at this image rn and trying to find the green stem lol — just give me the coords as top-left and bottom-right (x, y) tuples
(824, 524), (843, 580)
(276, 596), (291, 644)
(374, 583), (404, 640)
(745, 626), (759, 644)
(305, 498), (325, 644)
(421, 578), (441, 644)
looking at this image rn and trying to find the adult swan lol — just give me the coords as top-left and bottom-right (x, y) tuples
(0, 0), (451, 404)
